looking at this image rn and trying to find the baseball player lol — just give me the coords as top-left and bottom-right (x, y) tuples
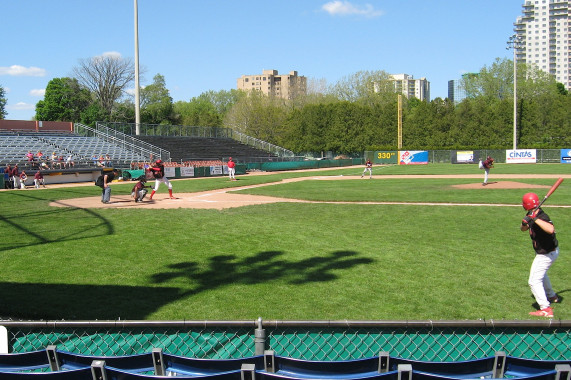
(481, 156), (494, 186)
(19, 170), (28, 189)
(361, 159), (373, 179)
(148, 159), (175, 200)
(131, 176), (151, 202)
(34, 170), (46, 188)
(227, 157), (236, 181)
(520, 192), (560, 318)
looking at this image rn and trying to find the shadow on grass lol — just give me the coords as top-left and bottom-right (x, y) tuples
(152, 250), (375, 296)
(0, 282), (181, 320)
(0, 251), (373, 320)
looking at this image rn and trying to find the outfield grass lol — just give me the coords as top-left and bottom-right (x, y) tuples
(0, 163), (569, 321)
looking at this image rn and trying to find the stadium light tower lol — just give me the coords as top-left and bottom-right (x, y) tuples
(134, 0), (141, 135)
(507, 34), (523, 150)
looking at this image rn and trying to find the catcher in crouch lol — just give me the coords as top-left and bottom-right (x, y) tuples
(147, 159), (175, 200)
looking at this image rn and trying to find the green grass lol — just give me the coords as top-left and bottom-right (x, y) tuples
(0, 163), (569, 320)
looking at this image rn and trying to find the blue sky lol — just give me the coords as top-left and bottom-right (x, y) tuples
(2, 0), (524, 121)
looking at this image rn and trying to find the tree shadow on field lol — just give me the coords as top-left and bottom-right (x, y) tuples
(0, 251), (373, 320)
(152, 250), (375, 297)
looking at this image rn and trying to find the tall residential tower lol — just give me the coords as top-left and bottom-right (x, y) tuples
(514, 0), (570, 91)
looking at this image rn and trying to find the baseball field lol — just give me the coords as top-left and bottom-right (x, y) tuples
(0, 163), (569, 321)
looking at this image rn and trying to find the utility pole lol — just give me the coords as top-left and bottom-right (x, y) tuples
(134, 0), (141, 135)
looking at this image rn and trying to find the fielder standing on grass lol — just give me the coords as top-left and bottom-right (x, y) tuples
(227, 157), (236, 181)
(361, 159), (373, 179)
(520, 192), (560, 318)
(148, 159), (175, 200)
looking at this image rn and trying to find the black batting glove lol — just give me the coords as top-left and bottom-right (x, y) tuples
(522, 215), (535, 227)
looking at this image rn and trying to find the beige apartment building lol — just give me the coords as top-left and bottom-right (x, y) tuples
(390, 74), (430, 101)
(237, 69), (307, 99)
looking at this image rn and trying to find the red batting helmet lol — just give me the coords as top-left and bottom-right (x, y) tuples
(156, 159), (162, 164)
(522, 192), (539, 210)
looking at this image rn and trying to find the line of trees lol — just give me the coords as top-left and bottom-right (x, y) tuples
(1, 56), (569, 154)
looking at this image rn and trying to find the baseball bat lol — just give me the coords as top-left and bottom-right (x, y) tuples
(535, 177), (564, 210)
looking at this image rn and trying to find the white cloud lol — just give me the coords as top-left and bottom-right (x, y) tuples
(322, 1), (384, 17)
(30, 89), (45, 97)
(0, 65), (46, 77)
(8, 102), (35, 110)
(100, 51), (122, 59)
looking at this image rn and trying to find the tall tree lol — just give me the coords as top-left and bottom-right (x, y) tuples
(173, 98), (221, 127)
(73, 54), (135, 119)
(140, 74), (174, 124)
(35, 77), (91, 122)
(329, 70), (393, 103)
(0, 84), (6, 119)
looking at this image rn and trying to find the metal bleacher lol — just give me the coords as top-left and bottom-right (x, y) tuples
(0, 131), (148, 167)
(0, 348), (569, 380)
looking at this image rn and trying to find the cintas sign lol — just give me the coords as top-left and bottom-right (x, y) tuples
(506, 149), (537, 163)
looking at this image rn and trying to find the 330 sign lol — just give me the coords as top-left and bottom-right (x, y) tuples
(376, 151), (397, 164)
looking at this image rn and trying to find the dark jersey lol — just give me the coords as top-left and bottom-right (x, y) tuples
(132, 181), (146, 192)
(150, 164), (164, 179)
(483, 159), (493, 169)
(527, 209), (558, 254)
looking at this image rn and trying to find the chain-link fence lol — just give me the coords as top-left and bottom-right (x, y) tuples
(2, 320), (569, 361)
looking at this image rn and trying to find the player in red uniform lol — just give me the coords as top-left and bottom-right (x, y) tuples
(227, 157), (236, 181)
(148, 160), (175, 200)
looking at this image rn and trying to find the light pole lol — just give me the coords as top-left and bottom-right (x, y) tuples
(507, 35), (522, 150)
(134, 0), (141, 135)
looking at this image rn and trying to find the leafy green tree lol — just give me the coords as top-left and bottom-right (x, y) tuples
(0, 84), (7, 119)
(196, 89), (246, 116)
(174, 98), (221, 127)
(224, 91), (288, 142)
(35, 77), (91, 122)
(329, 70), (393, 102)
(140, 74), (174, 124)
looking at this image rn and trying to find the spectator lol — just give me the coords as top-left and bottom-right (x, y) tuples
(105, 154), (112, 167)
(66, 154), (75, 168)
(50, 152), (58, 168)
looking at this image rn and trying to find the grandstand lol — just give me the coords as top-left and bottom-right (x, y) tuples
(133, 135), (279, 162)
(0, 130), (147, 168)
(0, 348), (569, 380)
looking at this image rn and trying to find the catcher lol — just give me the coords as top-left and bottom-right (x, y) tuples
(131, 175), (152, 203)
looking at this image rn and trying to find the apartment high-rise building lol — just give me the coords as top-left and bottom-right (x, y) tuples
(513, 0), (570, 91)
(448, 73), (479, 103)
(237, 69), (307, 99)
(390, 74), (430, 101)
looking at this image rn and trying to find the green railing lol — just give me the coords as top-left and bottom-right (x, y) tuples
(2, 320), (569, 361)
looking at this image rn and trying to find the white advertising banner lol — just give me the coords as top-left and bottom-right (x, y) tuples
(506, 149), (537, 164)
(165, 166), (176, 177)
(180, 166), (195, 177)
(210, 166), (223, 175)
